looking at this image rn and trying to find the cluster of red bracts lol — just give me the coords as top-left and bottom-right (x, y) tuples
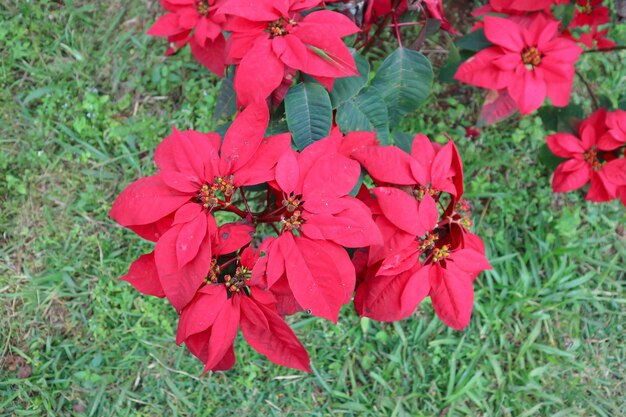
(547, 108), (626, 206)
(455, 0), (614, 121)
(147, 0), (454, 106)
(110, 101), (490, 373)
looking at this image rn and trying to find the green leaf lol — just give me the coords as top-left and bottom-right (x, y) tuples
(330, 51), (370, 109)
(371, 48), (433, 125)
(392, 131), (414, 154)
(285, 82), (333, 151)
(336, 87), (390, 144)
(213, 70), (237, 122)
(438, 35), (471, 83)
(537, 104), (583, 133)
(553, 4), (576, 28)
(538, 143), (566, 170)
(455, 29), (493, 52)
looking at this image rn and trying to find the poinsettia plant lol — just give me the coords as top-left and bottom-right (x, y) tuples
(110, 0), (624, 373)
(447, 0), (625, 206)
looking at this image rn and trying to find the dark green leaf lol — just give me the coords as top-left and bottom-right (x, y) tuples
(213, 70), (237, 122)
(553, 4), (576, 28)
(438, 35), (465, 83)
(537, 104), (583, 133)
(538, 143), (566, 170)
(336, 87), (390, 144)
(330, 51), (370, 109)
(285, 82), (333, 151)
(455, 29), (493, 52)
(371, 48), (433, 125)
(392, 131), (414, 154)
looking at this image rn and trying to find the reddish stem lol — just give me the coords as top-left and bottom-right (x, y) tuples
(583, 45), (626, 54)
(392, 14), (403, 48)
(220, 202), (248, 218)
(239, 188), (253, 222)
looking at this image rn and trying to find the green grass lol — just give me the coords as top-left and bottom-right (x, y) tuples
(1, 1), (625, 416)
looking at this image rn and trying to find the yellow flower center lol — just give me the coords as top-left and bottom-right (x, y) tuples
(196, 176), (236, 210)
(432, 245), (450, 262)
(583, 147), (602, 172)
(267, 18), (296, 38)
(197, 1), (210, 16)
(281, 211), (303, 232)
(521, 47), (542, 68)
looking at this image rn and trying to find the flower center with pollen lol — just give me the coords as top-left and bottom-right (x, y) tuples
(207, 258), (252, 295)
(282, 195), (301, 212)
(521, 47), (542, 69)
(196, 0), (210, 16)
(281, 211), (303, 232)
(419, 232), (439, 252)
(583, 147), (602, 171)
(224, 266), (251, 293)
(196, 176), (236, 210)
(267, 18), (296, 38)
(432, 245), (450, 262)
(414, 185), (438, 202)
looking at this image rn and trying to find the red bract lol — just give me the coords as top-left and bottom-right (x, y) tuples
(352, 134), (491, 330)
(422, 0), (458, 35)
(147, 0), (227, 76)
(576, 27), (616, 49)
(599, 110), (626, 151)
(176, 245), (310, 373)
(354, 236), (491, 329)
(110, 101), (291, 311)
(455, 14), (582, 115)
(603, 159), (626, 207)
(571, 0), (610, 28)
(353, 134), (463, 239)
(363, 0), (408, 28)
(220, 0), (360, 105)
(251, 129), (382, 322)
(546, 108), (617, 202)
(489, 0), (569, 12)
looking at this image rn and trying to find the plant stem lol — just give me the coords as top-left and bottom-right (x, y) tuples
(392, 14), (402, 48)
(357, 13), (394, 52)
(221, 203), (248, 218)
(239, 188), (253, 222)
(583, 45), (626, 54)
(575, 69), (599, 111)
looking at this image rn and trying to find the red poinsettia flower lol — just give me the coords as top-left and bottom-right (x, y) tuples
(110, 102), (292, 310)
(147, 0), (227, 76)
(571, 0), (610, 28)
(422, 0), (458, 34)
(362, 0), (408, 29)
(219, 0), (360, 105)
(603, 158), (626, 207)
(455, 14), (582, 115)
(546, 108), (617, 202)
(354, 229), (491, 329)
(599, 110), (626, 150)
(176, 244), (310, 373)
(576, 27), (616, 49)
(353, 134), (463, 239)
(251, 129), (382, 322)
(489, 0), (569, 12)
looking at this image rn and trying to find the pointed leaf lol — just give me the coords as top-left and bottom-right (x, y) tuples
(329, 50), (370, 109)
(336, 87), (390, 144)
(285, 82), (333, 151)
(371, 48), (433, 125)
(240, 297), (311, 372)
